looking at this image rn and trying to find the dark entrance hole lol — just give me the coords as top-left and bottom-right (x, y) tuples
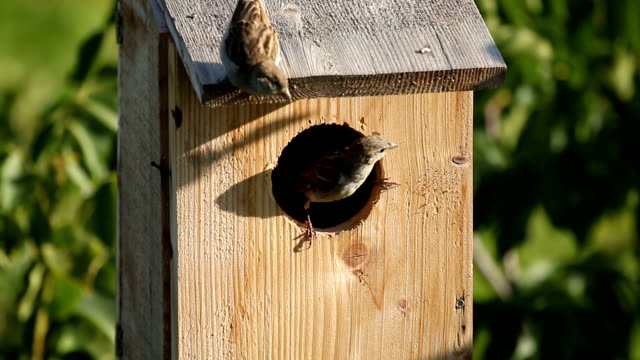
(271, 123), (383, 231)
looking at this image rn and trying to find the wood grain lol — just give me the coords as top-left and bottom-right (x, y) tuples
(158, 0), (506, 105)
(117, 0), (171, 358)
(169, 45), (473, 359)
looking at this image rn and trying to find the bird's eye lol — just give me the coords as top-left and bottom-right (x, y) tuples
(379, 149), (386, 153)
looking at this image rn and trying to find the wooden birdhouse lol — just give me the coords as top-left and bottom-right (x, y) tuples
(117, 0), (506, 358)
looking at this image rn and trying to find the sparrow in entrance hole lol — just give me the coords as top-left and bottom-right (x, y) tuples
(294, 135), (399, 245)
(220, 0), (291, 100)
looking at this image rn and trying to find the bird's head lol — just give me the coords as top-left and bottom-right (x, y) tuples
(250, 61), (291, 100)
(352, 135), (398, 165)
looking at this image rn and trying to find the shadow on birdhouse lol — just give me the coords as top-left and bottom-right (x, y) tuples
(271, 123), (385, 232)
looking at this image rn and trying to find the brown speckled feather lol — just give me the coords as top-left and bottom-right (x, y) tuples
(225, 0), (279, 68)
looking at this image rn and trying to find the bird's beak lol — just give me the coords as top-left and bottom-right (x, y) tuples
(388, 142), (399, 149)
(281, 88), (292, 101)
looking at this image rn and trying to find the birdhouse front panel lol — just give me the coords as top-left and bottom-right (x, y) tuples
(169, 46), (473, 359)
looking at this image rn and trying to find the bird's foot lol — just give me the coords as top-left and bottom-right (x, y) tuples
(299, 202), (317, 249)
(303, 218), (316, 248)
(304, 226), (316, 244)
(375, 178), (400, 191)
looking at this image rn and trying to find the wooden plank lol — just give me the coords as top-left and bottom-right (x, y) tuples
(152, 0), (170, 33)
(158, 0), (505, 105)
(117, 0), (171, 358)
(169, 46), (473, 359)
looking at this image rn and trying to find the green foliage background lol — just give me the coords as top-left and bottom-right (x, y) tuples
(474, 0), (640, 358)
(0, 0), (638, 359)
(0, 1), (118, 359)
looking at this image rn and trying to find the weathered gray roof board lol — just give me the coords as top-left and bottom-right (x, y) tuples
(157, 0), (506, 106)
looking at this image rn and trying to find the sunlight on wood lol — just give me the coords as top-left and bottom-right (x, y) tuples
(168, 43), (473, 359)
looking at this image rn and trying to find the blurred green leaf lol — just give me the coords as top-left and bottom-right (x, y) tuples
(50, 320), (115, 360)
(68, 121), (108, 180)
(75, 292), (115, 343)
(17, 261), (44, 322)
(63, 157), (95, 197)
(69, 31), (105, 85)
(87, 180), (117, 248)
(1, 150), (25, 211)
(30, 121), (57, 163)
(48, 276), (83, 320)
(42, 243), (73, 276)
(608, 47), (636, 101)
(80, 97), (118, 133)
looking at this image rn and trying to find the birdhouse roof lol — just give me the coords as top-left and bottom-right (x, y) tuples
(156, 0), (506, 106)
